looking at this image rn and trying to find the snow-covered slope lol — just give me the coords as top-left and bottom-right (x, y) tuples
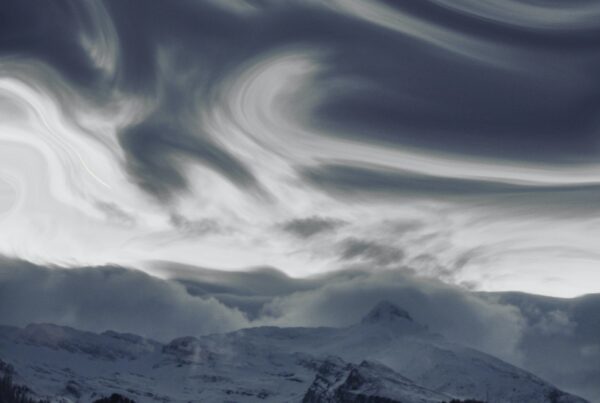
(0, 302), (588, 403)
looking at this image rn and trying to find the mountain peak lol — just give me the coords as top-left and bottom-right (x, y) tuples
(361, 300), (413, 324)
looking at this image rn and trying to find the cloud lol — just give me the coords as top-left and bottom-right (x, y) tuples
(485, 292), (600, 402)
(260, 267), (525, 362)
(302, 163), (600, 201)
(0, 256), (525, 358)
(118, 119), (260, 202)
(534, 309), (577, 336)
(149, 261), (319, 320)
(338, 238), (405, 267)
(281, 216), (345, 238)
(95, 200), (136, 227)
(169, 213), (222, 237)
(2, 0), (600, 297)
(0, 256), (249, 341)
(8, 0), (599, 203)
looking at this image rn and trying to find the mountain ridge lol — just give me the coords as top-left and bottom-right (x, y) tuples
(0, 302), (588, 403)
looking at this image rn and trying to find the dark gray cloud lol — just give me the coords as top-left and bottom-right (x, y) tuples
(118, 119), (261, 202)
(381, 219), (424, 236)
(281, 216), (345, 238)
(95, 200), (136, 227)
(302, 163), (600, 214)
(150, 261), (318, 319)
(169, 213), (222, 237)
(0, 256), (249, 341)
(339, 237), (405, 266)
(165, 263), (312, 298)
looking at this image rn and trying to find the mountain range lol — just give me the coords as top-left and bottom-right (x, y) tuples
(0, 301), (588, 403)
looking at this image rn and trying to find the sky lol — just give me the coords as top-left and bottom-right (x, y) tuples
(1, 0), (600, 297)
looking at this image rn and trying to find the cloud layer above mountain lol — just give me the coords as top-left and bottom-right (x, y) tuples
(0, 256), (524, 358)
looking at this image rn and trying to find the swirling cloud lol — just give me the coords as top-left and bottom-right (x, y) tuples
(0, 0), (599, 296)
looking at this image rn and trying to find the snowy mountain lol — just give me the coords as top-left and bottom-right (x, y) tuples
(0, 301), (588, 403)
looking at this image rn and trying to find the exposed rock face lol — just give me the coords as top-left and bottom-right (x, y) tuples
(303, 357), (450, 403)
(302, 357), (449, 403)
